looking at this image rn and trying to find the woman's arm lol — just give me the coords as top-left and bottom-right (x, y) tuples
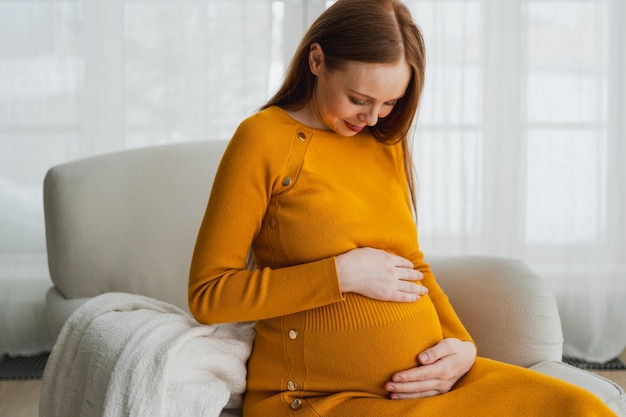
(188, 119), (345, 324)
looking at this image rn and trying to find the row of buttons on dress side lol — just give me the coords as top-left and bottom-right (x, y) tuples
(287, 328), (301, 410)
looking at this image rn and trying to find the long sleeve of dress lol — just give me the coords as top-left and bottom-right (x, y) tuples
(188, 115), (344, 325)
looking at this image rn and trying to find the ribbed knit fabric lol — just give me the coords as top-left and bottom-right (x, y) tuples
(301, 292), (431, 332)
(189, 106), (616, 416)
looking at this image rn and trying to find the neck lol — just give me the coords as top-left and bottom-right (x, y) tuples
(287, 100), (328, 130)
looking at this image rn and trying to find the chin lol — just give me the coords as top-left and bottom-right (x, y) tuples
(335, 128), (358, 137)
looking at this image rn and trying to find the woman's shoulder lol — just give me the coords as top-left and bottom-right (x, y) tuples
(236, 106), (292, 134)
(222, 106), (298, 170)
(228, 106), (294, 150)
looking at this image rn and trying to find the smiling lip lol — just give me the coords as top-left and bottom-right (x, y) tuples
(345, 121), (365, 133)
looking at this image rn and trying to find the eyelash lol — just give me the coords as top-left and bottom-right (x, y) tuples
(350, 97), (368, 106)
(349, 97), (398, 107)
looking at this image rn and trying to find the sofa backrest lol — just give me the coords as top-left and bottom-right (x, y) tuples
(43, 140), (228, 311)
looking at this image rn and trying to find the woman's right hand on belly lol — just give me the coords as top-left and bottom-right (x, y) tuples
(336, 247), (428, 302)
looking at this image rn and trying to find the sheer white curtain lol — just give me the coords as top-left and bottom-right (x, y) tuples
(0, 0), (283, 355)
(1, 0), (624, 361)
(410, 0), (626, 362)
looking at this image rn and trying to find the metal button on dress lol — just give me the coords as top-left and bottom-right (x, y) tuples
(297, 132), (306, 141)
(287, 380), (298, 391)
(290, 399), (302, 410)
(282, 177), (292, 186)
(288, 329), (298, 340)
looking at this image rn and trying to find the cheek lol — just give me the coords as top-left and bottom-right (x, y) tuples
(323, 95), (353, 119)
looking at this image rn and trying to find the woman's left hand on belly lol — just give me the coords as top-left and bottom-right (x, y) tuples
(384, 338), (477, 399)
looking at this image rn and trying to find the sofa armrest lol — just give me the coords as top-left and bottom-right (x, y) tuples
(45, 287), (91, 340)
(43, 141), (228, 311)
(429, 255), (563, 368)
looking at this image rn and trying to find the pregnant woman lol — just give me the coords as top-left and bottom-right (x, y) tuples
(188, 1), (616, 415)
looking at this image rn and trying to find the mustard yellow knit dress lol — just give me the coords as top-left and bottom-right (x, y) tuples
(189, 106), (616, 416)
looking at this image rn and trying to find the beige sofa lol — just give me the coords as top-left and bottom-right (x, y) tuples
(42, 140), (625, 415)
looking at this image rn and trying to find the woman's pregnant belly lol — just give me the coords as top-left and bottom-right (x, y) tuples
(248, 294), (443, 397)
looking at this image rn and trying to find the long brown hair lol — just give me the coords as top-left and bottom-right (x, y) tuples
(262, 0), (426, 209)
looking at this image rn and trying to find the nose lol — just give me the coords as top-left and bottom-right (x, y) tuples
(358, 107), (379, 126)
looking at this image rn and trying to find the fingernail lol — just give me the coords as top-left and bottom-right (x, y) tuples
(420, 353), (429, 362)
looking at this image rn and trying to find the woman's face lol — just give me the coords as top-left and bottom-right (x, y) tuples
(308, 43), (412, 136)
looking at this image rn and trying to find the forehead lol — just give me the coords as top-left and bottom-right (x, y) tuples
(338, 59), (412, 100)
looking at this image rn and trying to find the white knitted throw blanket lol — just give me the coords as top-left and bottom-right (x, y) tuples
(39, 293), (254, 417)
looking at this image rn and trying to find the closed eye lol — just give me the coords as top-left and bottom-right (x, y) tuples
(350, 96), (399, 107)
(350, 97), (368, 106)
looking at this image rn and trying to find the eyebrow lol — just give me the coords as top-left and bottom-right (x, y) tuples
(348, 89), (405, 102)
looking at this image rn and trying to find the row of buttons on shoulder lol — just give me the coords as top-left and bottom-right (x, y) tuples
(277, 132), (307, 192)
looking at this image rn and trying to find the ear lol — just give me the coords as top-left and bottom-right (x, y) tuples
(308, 43), (324, 76)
